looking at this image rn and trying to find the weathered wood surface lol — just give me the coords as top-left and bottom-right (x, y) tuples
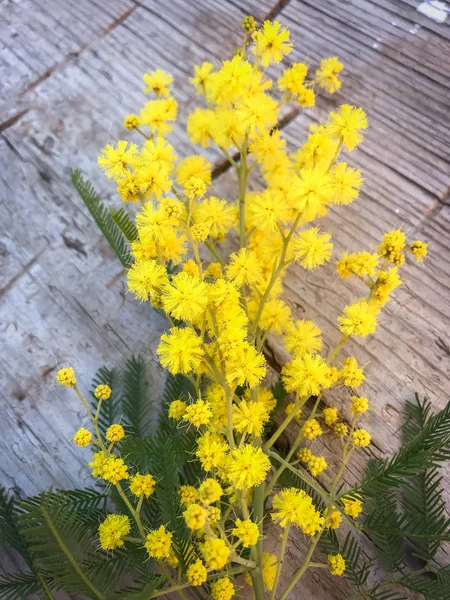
(1, 0), (450, 598)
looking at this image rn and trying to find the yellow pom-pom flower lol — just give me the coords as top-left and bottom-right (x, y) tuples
(145, 525), (172, 559)
(232, 518), (259, 547)
(94, 384), (112, 400)
(227, 445), (271, 490)
(201, 537), (230, 570)
(252, 20), (293, 67)
(342, 495), (363, 518)
(73, 427), (92, 447)
(157, 327), (204, 375)
(334, 422), (349, 437)
(168, 400), (187, 420)
(56, 367), (76, 387)
(143, 69), (173, 97)
(316, 56), (343, 93)
(129, 473), (156, 498)
(184, 503), (207, 531)
(302, 419), (323, 440)
(179, 485), (199, 506)
(297, 447), (312, 463)
(106, 424), (125, 443)
(410, 240), (428, 262)
(326, 104), (368, 151)
(98, 514), (130, 550)
(184, 400), (212, 428)
(127, 260), (168, 302)
(293, 227), (333, 270)
(282, 354), (331, 397)
(211, 577), (235, 600)
(323, 407), (339, 426)
(162, 273), (208, 323)
(352, 428), (371, 447)
(102, 456), (129, 485)
(308, 455), (328, 477)
(340, 357), (365, 388)
(284, 319), (323, 357)
(328, 553), (346, 576)
(187, 559), (207, 586)
(351, 396), (369, 414)
(338, 299), (379, 338)
(124, 113), (140, 130)
(199, 479), (223, 505)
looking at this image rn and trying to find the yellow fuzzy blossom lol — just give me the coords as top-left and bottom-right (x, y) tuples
(211, 577), (235, 600)
(340, 357), (365, 388)
(282, 354), (331, 396)
(89, 451), (108, 478)
(351, 396), (369, 414)
(285, 402), (302, 418)
(302, 419), (323, 440)
(378, 230), (406, 265)
(179, 485), (199, 506)
(227, 445), (270, 490)
(293, 227), (333, 270)
(410, 240), (428, 261)
(98, 514), (130, 550)
(323, 407), (339, 426)
(190, 62), (214, 94)
(208, 506), (221, 524)
(184, 400), (212, 428)
(73, 428), (92, 447)
(272, 488), (323, 534)
(252, 20), (293, 66)
(233, 400), (270, 436)
(124, 114), (139, 130)
(327, 510), (343, 530)
(352, 428), (371, 447)
(102, 457), (129, 485)
(236, 93), (278, 137)
(262, 552), (278, 591)
(308, 455), (328, 477)
(129, 473), (156, 498)
(94, 384), (112, 400)
(145, 525), (172, 559)
(140, 97), (178, 136)
(226, 248), (263, 287)
(330, 163), (363, 205)
(326, 105), (368, 151)
(195, 197), (236, 240)
(284, 320), (323, 357)
(168, 399), (187, 420)
(328, 553), (346, 576)
(291, 168), (331, 222)
(188, 108), (216, 147)
(98, 141), (138, 179)
(162, 272), (208, 323)
(334, 422), (349, 437)
(184, 503), (207, 531)
(342, 496), (363, 518)
(199, 478), (223, 505)
(157, 327), (204, 375)
(127, 260), (168, 302)
(56, 367), (76, 387)
(232, 518), (259, 547)
(278, 63), (308, 95)
(143, 69), (173, 97)
(298, 447), (312, 463)
(187, 559), (207, 586)
(338, 298), (379, 338)
(316, 57), (344, 93)
(202, 537), (230, 570)
(106, 424), (125, 443)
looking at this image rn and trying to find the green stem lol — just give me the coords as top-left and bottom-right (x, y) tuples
(204, 240), (225, 266)
(271, 526), (290, 600)
(263, 394), (307, 452)
(38, 574), (56, 600)
(160, 564), (188, 600)
(148, 567), (247, 599)
(74, 385), (95, 422)
(40, 506), (105, 600)
(115, 482), (146, 540)
(268, 452), (329, 500)
(327, 334), (349, 365)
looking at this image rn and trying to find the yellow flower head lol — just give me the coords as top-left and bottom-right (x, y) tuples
(195, 196), (236, 241)
(187, 559), (207, 586)
(378, 229), (406, 266)
(326, 104), (368, 151)
(98, 514), (130, 550)
(232, 518), (259, 547)
(284, 402), (302, 418)
(102, 456), (129, 485)
(143, 69), (173, 97)
(211, 108), (246, 149)
(249, 130), (287, 171)
(179, 485), (199, 506)
(410, 240), (428, 262)
(157, 327), (204, 375)
(302, 418), (323, 440)
(162, 272), (208, 323)
(199, 478), (223, 505)
(127, 259), (168, 302)
(168, 399), (187, 420)
(89, 451), (108, 478)
(94, 384), (112, 400)
(284, 319), (323, 357)
(351, 396), (369, 415)
(140, 97), (178, 136)
(233, 400), (270, 436)
(56, 367), (76, 387)
(323, 407), (339, 426)
(340, 357), (365, 388)
(145, 525), (172, 559)
(236, 93), (278, 137)
(308, 455), (328, 477)
(73, 427), (92, 447)
(184, 503), (207, 531)
(272, 488), (323, 534)
(316, 57), (344, 93)
(342, 495), (363, 518)
(291, 168), (332, 222)
(211, 577), (235, 600)
(328, 553), (346, 576)
(248, 188), (290, 232)
(208, 506), (221, 524)
(278, 63), (308, 95)
(190, 62), (214, 95)
(330, 162), (363, 205)
(262, 552), (277, 591)
(252, 20), (293, 66)
(293, 227), (333, 270)
(334, 422), (349, 437)
(176, 155), (212, 187)
(184, 399), (212, 428)
(225, 248), (263, 287)
(106, 424), (125, 443)
(338, 298), (379, 338)
(297, 447), (312, 463)
(352, 428), (371, 447)
(124, 113), (139, 130)
(98, 141), (139, 180)
(227, 445), (271, 490)
(196, 431), (229, 472)
(282, 354), (331, 397)
(201, 537), (230, 570)
(187, 107), (216, 148)
(129, 473), (156, 498)
(327, 509), (343, 530)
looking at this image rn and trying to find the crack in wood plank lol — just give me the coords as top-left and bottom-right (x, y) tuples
(0, 252), (43, 300)
(17, 4), (138, 97)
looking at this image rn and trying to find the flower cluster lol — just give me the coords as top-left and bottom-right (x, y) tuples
(58, 14), (428, 600)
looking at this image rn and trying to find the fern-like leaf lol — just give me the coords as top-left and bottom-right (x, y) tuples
(319, 530), (370, 587)
(111, 207), (138, 242)
(0, 487), (31, 564)
(122, 356), (153, 438)
(71, 169), (131, 267)
(0, 571), (49, 600)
